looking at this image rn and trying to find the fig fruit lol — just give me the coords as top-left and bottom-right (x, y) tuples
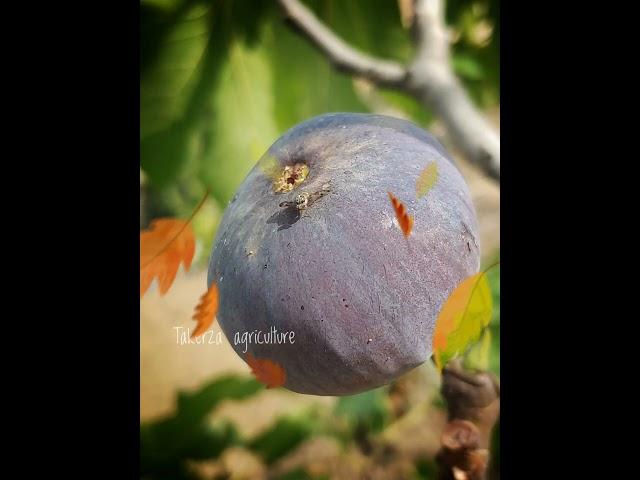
(208, 113), (479, 396)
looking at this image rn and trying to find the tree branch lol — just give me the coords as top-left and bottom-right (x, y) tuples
(278, 0), (407, 88)
(437, 360), (500, 480)
(276, 0), (500, 181)
(408, 0), (500, 181)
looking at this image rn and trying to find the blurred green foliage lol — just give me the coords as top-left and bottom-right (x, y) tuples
(140, 0), (500, 259)
(140, 376), (262, 477)
(249, 412), (323, 464)
(335, 387), (390, 434)
(140, 381), (391, 478)
(415, 459), (439, 479)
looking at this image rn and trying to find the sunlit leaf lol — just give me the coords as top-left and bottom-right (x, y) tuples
(198, 38), (280, 204)
(264, 10), (369, 132)
(416, 162), (438, 199)
(141, 0), (273, 202)
(463, 328), (491, 371)
(432, 271), (493, 370)
(140, 3), (212, 139)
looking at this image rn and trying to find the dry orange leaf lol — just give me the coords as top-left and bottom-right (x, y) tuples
(388, 191), (414, 238)
(246, 353), (287, 388)
(140, 191), (208, 297)
(191, 282), (219, 338)
(140, 218), (195, 297)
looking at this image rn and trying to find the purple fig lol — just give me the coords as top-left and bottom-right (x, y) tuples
(208, 113), (480, 395)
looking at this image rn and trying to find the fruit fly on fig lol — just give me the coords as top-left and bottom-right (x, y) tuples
(279, 183), (331, 211)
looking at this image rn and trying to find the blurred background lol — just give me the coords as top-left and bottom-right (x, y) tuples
(140, 0), (499, 478)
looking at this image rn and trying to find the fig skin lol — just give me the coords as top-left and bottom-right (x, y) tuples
(208, 113), (480, 396)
